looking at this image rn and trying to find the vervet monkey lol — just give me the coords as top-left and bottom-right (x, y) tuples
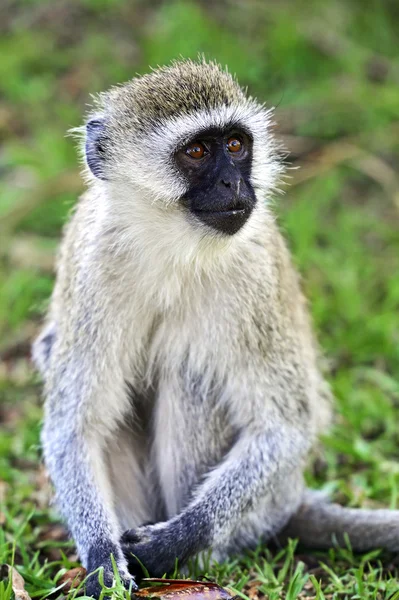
(33, 60), (399, 598)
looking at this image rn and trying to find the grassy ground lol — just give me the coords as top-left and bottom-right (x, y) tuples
(1, 1), (399, 598)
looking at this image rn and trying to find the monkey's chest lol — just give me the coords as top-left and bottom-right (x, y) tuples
(125, 303), (247, 516)
(151, 370), (236, 517)
(146, 320), (235, 511)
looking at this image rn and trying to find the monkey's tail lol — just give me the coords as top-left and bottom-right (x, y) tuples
(279, 489), (399, 552)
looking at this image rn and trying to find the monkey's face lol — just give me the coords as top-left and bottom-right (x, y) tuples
(83, 105), (281, 240)
(83, 61), (284, 247)
(175, 127), (256, 235)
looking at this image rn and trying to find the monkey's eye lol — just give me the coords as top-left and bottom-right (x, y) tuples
(185, 141), (207, 159)
(226, 137), (243, 154)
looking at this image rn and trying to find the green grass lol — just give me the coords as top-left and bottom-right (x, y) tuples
(1, 0), (399, 598)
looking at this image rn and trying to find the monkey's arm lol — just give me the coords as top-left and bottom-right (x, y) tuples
(42, 355), (137, 597)
(121, 423), (309, 577)
(43, 418), (134, 596)
(39, 276), (137, 598)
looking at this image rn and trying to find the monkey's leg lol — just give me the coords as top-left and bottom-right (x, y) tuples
(279, 488), (399, 551)
(214, 469), (306, 560)
(32, 321), (56, 375)
(121, 425), (309, 577)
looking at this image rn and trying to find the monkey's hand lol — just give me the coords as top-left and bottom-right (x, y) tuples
(84, 542), (138, 598)
(121, 520), (194, 580)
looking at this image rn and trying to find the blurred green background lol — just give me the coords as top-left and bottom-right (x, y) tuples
(1, 1), (399, 597)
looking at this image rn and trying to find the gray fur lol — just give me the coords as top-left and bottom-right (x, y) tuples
(94, 59), (246, 130)
(33, 60), (399, 597)
(280, 489), (399, 551)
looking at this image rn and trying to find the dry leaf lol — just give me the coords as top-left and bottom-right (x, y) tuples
(58, 567), (87, 592)
(135, 578), (236, 600)
(0, 564), (32, 600)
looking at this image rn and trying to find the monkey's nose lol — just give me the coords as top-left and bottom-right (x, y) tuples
(221, 178), (232, 188)
(219, 177), (243, 192)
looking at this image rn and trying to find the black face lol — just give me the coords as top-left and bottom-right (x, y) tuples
(175, 127), (256, 235)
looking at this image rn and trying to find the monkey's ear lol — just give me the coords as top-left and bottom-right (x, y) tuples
(85, 117), (108, 179)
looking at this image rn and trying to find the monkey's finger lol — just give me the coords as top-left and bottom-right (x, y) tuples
(121, 529), (143, 544)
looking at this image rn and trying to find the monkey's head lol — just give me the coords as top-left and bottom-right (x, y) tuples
(83, 60), (282, 238)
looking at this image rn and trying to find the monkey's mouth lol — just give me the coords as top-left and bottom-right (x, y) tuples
(195, 207), (246, 216)
(192, 204), (253, 235)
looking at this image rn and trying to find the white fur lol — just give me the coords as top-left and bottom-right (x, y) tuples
(80, 103), (283, 203)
